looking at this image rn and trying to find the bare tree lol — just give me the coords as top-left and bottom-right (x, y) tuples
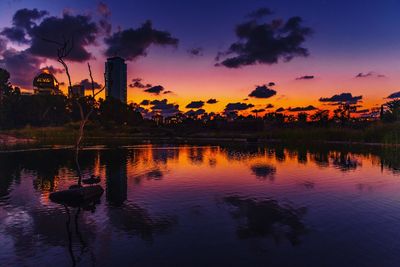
(43, 37), (105, 186)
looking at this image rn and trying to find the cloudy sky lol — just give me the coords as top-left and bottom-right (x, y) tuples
(0, 0), (399, 115)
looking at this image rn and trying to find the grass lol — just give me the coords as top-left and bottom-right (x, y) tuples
(2, 121), (400, 146)
(263, 123), (400, 144)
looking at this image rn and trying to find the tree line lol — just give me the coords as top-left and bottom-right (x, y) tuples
(0, 68), (143, 130)
(1, 67), (400, 131)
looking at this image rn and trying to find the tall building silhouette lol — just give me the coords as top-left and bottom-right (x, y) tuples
(105, 57), (127, 103)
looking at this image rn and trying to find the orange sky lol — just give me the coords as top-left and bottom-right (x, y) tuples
(3, 1), (400, 116)
(44, 52), (396, 116)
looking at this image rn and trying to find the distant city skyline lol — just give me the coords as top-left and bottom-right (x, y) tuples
(0, 0), (400, 116)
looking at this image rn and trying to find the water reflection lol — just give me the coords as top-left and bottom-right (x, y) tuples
(300, 180), (315, 189)
(223, 196), (307, 245)
(103, 149), (128, 206)
(145, 169), (164, 180)
(250, 164), (276, 181)
(63, 198), (101, 266)
(1, 144), (400, 266)
(107, 202), (176, 241)
(330, 151), (361, 171)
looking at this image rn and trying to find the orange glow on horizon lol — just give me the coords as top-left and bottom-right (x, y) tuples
(15, 55), (395, 116)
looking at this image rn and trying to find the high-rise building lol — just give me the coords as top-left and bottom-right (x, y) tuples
(105, 57), (127, 103)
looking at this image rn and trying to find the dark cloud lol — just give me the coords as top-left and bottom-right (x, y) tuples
(276, 107), (285, 112)
(1, 8), (48, 44)
(246, 7), (273, 19)
(225, 102), (254, 111)
(268, 82), (276, 86)
(186, 109), (206, 117)
(216, 14), (312, 68)
(104, 20), (178, 61)
(296, 75), (314, 80)
(195, 109), (206, 116)
(287, 105), (317, 112)
(12, 8), (48, 30)
(129, 78), (152, 88)
(40, 65), (64, 75)
(144, 85), (164, 95)
(79, 78), (102, 90)
(355, 72), (385, 78)
(97, 2), (112, 35)
(249, 85), (277, 99)
(187, 47), (203, 56)
(130, 78), (170, 95)
(319, 93), (362, 104)
(186, 101), (205, 109)
(251, 109), (265, 113)
(0, 48), (44, 87)
(266, 103), (274, 109)
(150, 99), (180, 117)
(1, 27), (28, 44)
(28, 13), (99, 61)
(387, 91), (400, 99)
(206, 98), (218, 104)
(0, 9), (98, 86)
(140, 99), (150, 105)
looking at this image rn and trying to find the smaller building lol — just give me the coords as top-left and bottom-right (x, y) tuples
(69, 84), (85, 98)
(33, 72), (62, 95)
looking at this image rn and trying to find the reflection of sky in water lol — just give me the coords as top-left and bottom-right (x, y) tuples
(0, 145), (400, 266)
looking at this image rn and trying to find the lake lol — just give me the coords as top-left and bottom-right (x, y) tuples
(1, 143), (400, 267)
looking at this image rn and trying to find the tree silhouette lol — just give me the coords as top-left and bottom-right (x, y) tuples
(310, 110), (329, 125)
(297, 112), (308, 123)
(43, 37), (105, 186)
(381, 100), (400, 122)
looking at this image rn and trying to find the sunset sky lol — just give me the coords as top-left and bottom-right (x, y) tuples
(1, 0), (400, 115)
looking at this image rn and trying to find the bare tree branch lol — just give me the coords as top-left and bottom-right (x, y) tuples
(42, 36), (90, 187)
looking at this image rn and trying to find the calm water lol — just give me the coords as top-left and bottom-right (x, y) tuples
(1, 144), (400, 267)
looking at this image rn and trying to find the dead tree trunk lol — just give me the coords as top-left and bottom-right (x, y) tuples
(43, 38), (105, 186)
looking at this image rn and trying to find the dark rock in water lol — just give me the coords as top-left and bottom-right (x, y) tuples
(50, 185), (104, 207)
(69, 184), (82, 189)
(82, 175), (101, 185)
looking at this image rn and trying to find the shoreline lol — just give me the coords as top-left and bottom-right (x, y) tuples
(0, 134), (35, 146)
(1, 133), (400, 152)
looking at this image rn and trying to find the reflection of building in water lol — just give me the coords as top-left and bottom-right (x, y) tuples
(104, 150), (128, 206)
(33, 71), (62, 95)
